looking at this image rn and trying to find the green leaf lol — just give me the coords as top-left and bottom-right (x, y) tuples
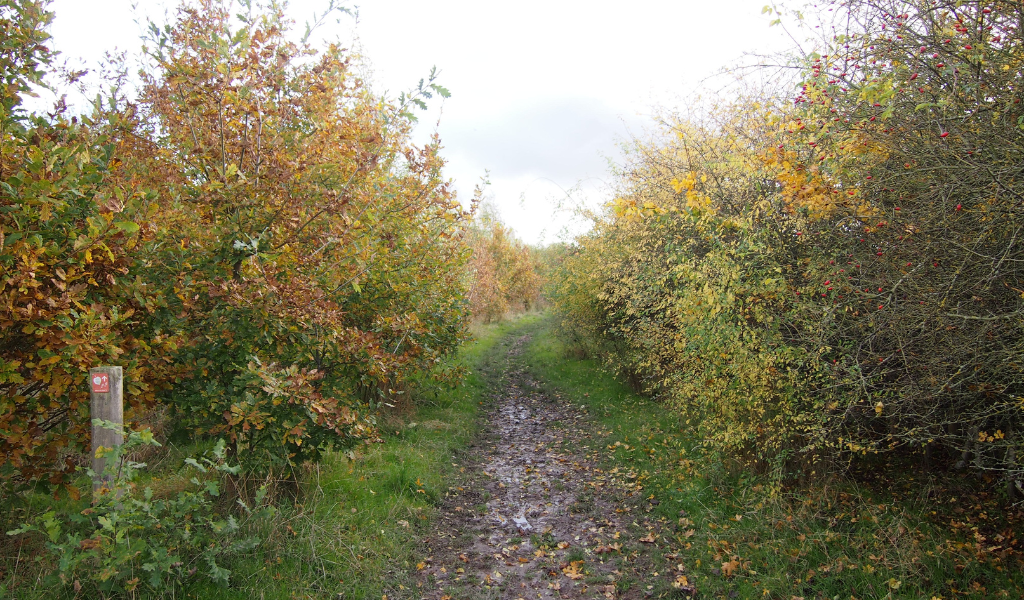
(206, 555), (231, 585)
(114, 221), (140, 234)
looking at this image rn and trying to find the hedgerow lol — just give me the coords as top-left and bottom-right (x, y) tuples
(551, 0), (1024, 492)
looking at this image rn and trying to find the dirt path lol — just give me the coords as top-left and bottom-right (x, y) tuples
(414, 334), (682, 600)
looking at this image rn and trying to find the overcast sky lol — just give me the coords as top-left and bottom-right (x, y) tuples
(47, 0), (793, 244)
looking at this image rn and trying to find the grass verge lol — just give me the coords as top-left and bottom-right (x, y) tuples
(518, 314), (1023, 600)
(1, 316), (534, 600)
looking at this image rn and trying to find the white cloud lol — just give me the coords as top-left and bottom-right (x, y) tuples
(46, 0), (794, 244)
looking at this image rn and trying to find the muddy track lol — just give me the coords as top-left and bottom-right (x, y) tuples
(415, 334), (669, 600)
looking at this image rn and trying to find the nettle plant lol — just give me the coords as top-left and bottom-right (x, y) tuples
(7, 421), (275, 595)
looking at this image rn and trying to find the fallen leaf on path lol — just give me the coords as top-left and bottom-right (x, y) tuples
(673, 575), (697, 595)
(639, 532), (657, 543)
(562, 561), (585, 580)
(557, 541), (570, 549)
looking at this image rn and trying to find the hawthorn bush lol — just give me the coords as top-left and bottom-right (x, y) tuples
(550, 103), (845, 481)
(551, 0), (1024, 490)
(776, 0), (1024, 486)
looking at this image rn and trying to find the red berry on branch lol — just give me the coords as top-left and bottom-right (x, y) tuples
(940, 132), (949, 138)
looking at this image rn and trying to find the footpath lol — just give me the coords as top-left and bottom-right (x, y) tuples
(414, 334), (685, 600)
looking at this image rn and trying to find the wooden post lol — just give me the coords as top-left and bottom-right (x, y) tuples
(90, 366), (123, 490)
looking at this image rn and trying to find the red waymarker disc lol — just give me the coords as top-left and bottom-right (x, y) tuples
(91, 373), (110, 393)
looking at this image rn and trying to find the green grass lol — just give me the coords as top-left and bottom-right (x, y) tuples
(184, 316), (547, 600)
(6, 311), (1019, 599)
(518, 314), (1023, 600)
(1, 315), (541, 600)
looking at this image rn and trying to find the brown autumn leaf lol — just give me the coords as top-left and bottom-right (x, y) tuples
(562, 561), (585, 580)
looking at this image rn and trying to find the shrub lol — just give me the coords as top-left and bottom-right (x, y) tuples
(465, 199), (542, 322)
(7, 423), (275, 596)
(550, 1), (1024, 491)
(0, 0), (163, 489)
